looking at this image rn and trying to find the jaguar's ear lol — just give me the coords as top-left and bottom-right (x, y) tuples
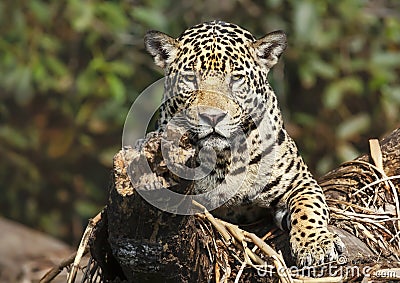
(144, 31), (179, 69)
(253, 31), (287, 68)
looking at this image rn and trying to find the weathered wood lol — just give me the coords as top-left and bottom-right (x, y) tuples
(89, 128), (400, 282)
(90, 132), (213, 282)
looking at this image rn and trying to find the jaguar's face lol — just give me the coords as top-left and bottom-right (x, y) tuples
(164, 68), (254, 152)
(172, 87), (243, 152)
(144, 21), (287, 151)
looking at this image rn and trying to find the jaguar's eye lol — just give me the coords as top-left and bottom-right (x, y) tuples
(184, 74), (197, 82)
(231, 74), (244, 82)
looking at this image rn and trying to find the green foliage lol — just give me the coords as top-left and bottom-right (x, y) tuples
(0, 0), (399, 243)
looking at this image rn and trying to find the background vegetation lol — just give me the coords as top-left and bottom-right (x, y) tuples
(1, 0), (399, 244)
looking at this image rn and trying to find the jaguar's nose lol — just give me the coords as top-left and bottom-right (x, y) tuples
(199, 111), (227, 127)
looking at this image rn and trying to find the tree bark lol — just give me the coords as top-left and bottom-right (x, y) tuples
(89, 128), (400, 282)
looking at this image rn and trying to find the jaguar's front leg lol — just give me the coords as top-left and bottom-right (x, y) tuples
(277, 179), (346, 267)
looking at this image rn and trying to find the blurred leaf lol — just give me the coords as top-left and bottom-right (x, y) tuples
(68, 0), (94, 32)
(32, 59), (48, 85)
(96, 2), (128, 31)
(45, 56), (68, 77)
(75, 200), (100, 218)
(337, 142), (360, 163)
(266, 0), (283, 8)
(292, 112), (316, 127)
(75, 102), (95, 126)
(109, 61), (133, 77)
(369, 67), (397, 90)
(4, 150), (40, 181)
(309, 58), (338, 79)
(131, 7), (167, 30)
(15, 67), (34, 105)
(386, 17), (400, 43)
(382, 85), (400, 104)
(79, 134), (94, 149)
(371, 52), (400, 68)
(323, 77), (363, 109)
(293, 1), (317, 44)
(47, 129), (75, 158)
(39, 34), (61, 52)
(29, 0), (51, 24)
(337, 113), (370, 140)
(322, 84), (342, 109)
(299, 62), (316, 88)
(106, 74), (126, 102)
(76, 69), (96, 96)
(0, 126), (29, 149)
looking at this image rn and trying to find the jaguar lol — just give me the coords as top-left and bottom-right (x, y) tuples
(144, 20), (345, 267)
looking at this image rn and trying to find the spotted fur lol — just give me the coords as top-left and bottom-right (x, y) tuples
(144, 20), (345, 267)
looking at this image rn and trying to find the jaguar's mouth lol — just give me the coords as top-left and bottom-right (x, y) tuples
(197, 132), (230, 151)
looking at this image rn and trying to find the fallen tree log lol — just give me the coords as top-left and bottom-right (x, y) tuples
(45, 128), (400, 283)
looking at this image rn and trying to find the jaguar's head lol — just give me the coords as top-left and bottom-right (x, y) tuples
(144, 21), (286, 152)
